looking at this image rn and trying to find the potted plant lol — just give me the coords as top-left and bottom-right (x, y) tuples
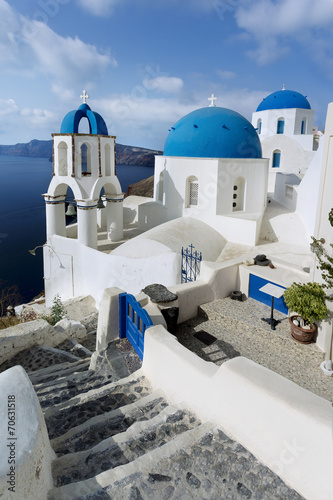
(283, 282), (328, 343)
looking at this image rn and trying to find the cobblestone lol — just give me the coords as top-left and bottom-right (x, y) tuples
(176, 297), (332, 401)
(52, 406), (200, 487)
(96, 427), (304, 500)
(45, 375), (152, 440)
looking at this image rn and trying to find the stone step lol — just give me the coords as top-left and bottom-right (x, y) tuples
(35, 369), (119, 410)
(51, 404), (201, 488)
(28, 358), (91, 386)
(47, 423), (304, 500)
(56, 338), (94, 359)
(44, 370), (152, 440)
(51, 390), (169, 456)
(0, 344), (83, 373)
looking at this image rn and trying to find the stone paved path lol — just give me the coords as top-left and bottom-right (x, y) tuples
(176, 297), (332, 402)
(1, 321), (306, 499)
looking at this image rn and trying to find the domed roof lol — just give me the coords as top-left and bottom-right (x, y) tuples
(164, 107), (262, 159)
(256, 89), (311, 112)
(60, 103), (108, 135)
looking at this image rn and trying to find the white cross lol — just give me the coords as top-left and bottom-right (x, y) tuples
(80, 90), (90, 104)
(208, 93), (217, 107)
(282, 84), (286, 90)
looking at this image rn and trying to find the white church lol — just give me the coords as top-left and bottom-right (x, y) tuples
(42, 87), (333, 364)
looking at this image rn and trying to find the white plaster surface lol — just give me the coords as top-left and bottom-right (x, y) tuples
(143, 325), (332, 500)
(0, 366), (55, 500)
(0, 319), (86, 365)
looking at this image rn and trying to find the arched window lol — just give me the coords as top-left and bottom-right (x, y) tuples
(58, 141), (68, 176)
(105, 144), (111, 176)
(232, 177), (246, 212)
(257, 119), (262, 135)
(272, 150), (281, 168)
(158, 171), (164, 202)
(301, 119), (307, 135)
(81, 143), (91, 175)
(277, 118), (285, 134)
(186, 176), (199, 207)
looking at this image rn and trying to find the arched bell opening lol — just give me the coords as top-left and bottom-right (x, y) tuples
(64, 187), (78, 239)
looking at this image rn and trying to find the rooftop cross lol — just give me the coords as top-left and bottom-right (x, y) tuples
(80, 90), (90, 104)
(208, 93), (217, 107)
(282, 84), (286, 90)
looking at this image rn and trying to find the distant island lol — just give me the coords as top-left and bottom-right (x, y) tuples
(0, 139), (162, 167)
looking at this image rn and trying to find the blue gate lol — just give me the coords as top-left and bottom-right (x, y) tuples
(119, 293), (153, 360)
(181, 244), (202, 283)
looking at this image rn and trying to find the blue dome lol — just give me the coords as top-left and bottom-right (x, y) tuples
(60, 103), (108, 135)
(164, 107), (262, 159)
(256, 90), (311, 112)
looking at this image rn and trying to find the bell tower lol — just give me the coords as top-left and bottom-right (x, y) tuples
(44, 91), (124, 249)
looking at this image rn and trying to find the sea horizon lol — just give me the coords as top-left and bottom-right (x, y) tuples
(0, 155), (153, 304)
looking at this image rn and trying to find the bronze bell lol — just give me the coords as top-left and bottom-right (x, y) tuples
(65, 202), (76, 216)
(97, 196), (105, 209)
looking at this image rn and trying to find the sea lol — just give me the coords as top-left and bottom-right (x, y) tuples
(0, 155), (153, 304)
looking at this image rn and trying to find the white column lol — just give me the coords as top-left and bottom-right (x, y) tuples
(77, 200), (97, 249)
(44, 195), (66, 239)
(106, 194), (124, 242)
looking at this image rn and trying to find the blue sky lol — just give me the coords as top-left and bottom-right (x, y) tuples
(1, 0), (333, 150)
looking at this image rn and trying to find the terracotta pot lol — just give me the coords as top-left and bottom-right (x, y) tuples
(289, 316), (317, 344)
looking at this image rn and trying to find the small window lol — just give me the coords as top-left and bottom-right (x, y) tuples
(301, 119), (306, 135)
(105, 144), (111, 176)
(58, 141), (68, 176)
(81, 143), (91, 176)
(186, 176), (199, 207)
(189, 182), (198, 206)
(277, 119), (285, 134)
(272, 151), (281, 168)
(257, 119), (262, 135)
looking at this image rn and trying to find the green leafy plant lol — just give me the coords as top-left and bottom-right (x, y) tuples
(44, 294), (66, 326)
(311, 208), (333, 300)
(283, 282), (328, 324)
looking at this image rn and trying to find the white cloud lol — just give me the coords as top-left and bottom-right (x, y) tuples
(20, 107), (58, 127)
(0, 1), (116, 84)
(76, 0), (121, 16)
(143, 76), (184, 93)
(0, 98), (18, 116)
(235, 0), (333, 65)
(28, 21), (115, 83)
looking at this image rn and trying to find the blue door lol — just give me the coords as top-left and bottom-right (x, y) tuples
(119, 293), (153, 360)
(249, 274), (288, 314)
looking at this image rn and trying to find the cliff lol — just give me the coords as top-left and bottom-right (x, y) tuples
(126, 175), (154, 198)
(0, 139), (162, 167)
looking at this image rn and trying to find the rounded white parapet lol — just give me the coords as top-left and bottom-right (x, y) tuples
(77, 199), (98, 249)
(106, 193), (124, 242)
(44, 194), (66, 239)
(0, 366), (55, 500)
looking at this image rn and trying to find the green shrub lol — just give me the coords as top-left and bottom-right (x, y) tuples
(284, 282), (328, 324)
(44, 294), (66, 326)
